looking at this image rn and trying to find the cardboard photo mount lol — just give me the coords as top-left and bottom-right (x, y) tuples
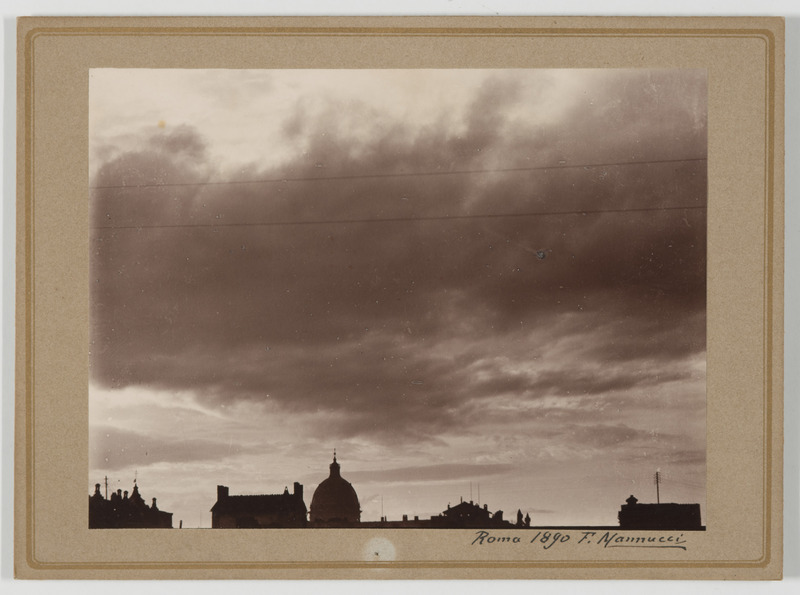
(15, 16), (784, 579)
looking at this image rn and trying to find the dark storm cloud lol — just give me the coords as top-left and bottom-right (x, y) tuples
(463, 355), (695, 402)
(620, 448), (706, 466)
(560, 423), (663, 448)
(524, 365), (693, 398)
(90, 70), (706, 442)
(147, 124), (207, 160)
(90, 425), (248, 471)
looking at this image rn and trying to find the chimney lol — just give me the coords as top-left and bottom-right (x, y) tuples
(152, 497), (158, 510)
(217, 485), (229, 501)
(294, 482), (304, 501)
(402, 514), (408, 522)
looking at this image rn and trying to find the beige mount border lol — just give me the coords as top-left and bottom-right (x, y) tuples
(15, 16), (784, 579)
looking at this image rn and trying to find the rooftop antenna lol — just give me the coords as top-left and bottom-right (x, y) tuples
(470, 482), (473, 502)
(654, 469), (662, 504)
(104, 475), (108, 499)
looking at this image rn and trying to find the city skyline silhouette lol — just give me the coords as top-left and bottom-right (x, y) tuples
(90, 451), (703, 530)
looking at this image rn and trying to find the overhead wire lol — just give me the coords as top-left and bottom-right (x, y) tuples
(89, 155), (707, 230)
(91, 203), (706, 231)
(89, 156), (707, 190)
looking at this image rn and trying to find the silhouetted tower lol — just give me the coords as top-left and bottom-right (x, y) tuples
(654, 470), (662, 504)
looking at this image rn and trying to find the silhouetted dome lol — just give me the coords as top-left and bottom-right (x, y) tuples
(310, 454), (360, 526)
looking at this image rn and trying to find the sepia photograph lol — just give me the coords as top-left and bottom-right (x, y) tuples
(87, 68), (708, 532)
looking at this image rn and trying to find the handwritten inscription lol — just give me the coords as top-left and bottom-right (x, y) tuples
(471, 530), (688, 551)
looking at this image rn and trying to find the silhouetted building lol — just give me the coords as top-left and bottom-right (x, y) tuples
(211, 483), (307, 528)
(310, 453), (361, 527)
(89, 481), (172, 528)
(618, 495), (703, 530)
(360, 498), (521, 529)
(434, 499), (513, 528)
(515, 509), (531, 527)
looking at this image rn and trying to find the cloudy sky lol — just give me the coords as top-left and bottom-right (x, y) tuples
(89, 69), (706, 528)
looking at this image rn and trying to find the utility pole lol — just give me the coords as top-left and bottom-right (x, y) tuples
(654, 470), (662, 504)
